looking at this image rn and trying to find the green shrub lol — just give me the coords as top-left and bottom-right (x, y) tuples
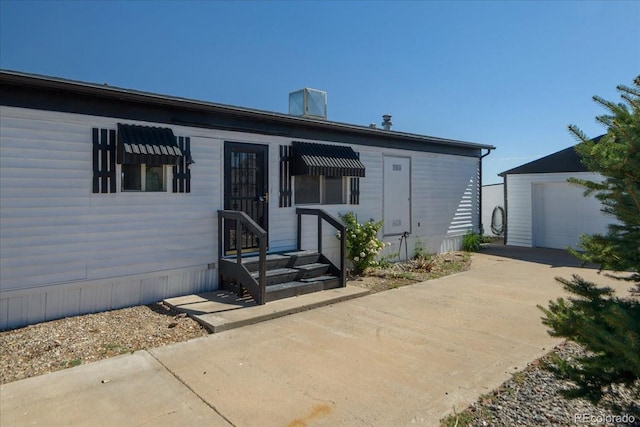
(377, 251), (399, 269)
(413, 238), (427, 259)
(462, 230), (483, 252)
(338, 212), (385, 274)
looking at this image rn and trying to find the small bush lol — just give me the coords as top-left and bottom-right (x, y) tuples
(338, 212), (385, 274)
(377, 251), (399, 269)
(413, 238), (427, 259)
(462, 230), (484, 252)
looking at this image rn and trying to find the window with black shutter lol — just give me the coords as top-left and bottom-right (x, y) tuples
(173, 136), (192, 193)
(92, 124), (192, 194)
(92, 128), (117, 193)
(278, 141), (365, 205)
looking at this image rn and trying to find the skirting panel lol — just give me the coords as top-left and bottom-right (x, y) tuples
(0, 268), (218, 330)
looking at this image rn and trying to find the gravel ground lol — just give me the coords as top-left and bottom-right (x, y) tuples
(0, 302), (208, 384)
(4, 253), (637, 427)
(442, 341), (640, 427)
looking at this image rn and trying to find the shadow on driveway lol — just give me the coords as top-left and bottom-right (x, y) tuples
(479, 243), (599, 270)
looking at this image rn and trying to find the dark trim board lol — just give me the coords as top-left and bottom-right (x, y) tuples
(0, 70), (493, 158)
(499, 136), (602, 176)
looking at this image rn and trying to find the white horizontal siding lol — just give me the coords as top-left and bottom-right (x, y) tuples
(411, 153), (479, 253)
(0, 107), (222, 328)
(268, 145), (481, 259)
(1, 105), (484, 328)
(1, 108), (220, 293)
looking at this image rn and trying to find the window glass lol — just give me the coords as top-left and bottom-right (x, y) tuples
(122, 164), (165, 192)
(295, 175), (320, 204)
(146, 165), (165, 192)
(122, 164), (141, 191)
(324, 176), (344, 204)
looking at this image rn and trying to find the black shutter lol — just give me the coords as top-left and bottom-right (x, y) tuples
(279, 145), (292, 207)
(349, 152), (361, 204)
(173, 136), (191, 193)
(92, 128), (117, 193)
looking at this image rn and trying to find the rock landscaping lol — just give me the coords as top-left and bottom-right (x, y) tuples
(441, 341), (640, 427)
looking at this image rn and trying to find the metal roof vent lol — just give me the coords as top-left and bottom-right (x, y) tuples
(289, 88), (327, 120)
(381, 114), (392, 130)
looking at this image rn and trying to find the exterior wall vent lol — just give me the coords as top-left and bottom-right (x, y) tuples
(289, 88), (327, 120)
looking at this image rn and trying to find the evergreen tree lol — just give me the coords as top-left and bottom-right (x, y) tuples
(538, 76), (640, 402)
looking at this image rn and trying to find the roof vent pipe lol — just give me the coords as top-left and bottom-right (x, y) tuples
(381, 114), (392, 130)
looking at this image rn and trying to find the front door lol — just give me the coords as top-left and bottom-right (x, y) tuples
(224, 142), (269, 254)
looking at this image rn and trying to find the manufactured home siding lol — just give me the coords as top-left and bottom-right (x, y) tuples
(1, 104), (484, 329)
(0, 107), (219, 329)
(505, 172), (609, 247)
(270, 146), (480, 260)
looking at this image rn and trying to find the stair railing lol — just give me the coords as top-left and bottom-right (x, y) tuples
(295, 208), (346, 287)
(217, 210), (267, 305)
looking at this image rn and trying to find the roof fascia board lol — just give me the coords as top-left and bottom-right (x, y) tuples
(0, 70), (494, 153)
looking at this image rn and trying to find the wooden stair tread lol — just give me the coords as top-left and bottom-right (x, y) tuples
(295, 262), (329, 271)
(240, 254), (289, 263)
(300, 275), (338, 282)
(283, 251), (320, 257)
(250, 267), (297, 278)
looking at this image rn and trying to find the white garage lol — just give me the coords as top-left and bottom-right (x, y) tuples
(500, 142), (613, 249)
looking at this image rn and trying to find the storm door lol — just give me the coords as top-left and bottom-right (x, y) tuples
(223, 142), (269, 254)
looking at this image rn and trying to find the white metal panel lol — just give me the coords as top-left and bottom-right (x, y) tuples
(383, 156), (411, 236)
(45, 288), (81, 320)
(0, 267), (218, 329)
(505, 174), (535, 247)
(79, 284), (114, 314)
(481, 184), (504, 236)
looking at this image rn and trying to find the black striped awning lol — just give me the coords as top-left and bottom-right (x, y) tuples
(291, 141), (365, 177)
(117, 123), (183, 165)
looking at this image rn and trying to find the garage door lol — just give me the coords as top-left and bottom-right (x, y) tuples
(532, 182), (610, 249)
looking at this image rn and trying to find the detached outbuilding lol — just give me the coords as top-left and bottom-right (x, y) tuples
(0, 71), (493, 329)
(499, 139), (612, 249)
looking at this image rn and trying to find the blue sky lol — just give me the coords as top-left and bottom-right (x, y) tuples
(1, 1), (638, 184)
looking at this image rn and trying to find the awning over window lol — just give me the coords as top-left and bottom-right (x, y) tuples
(291, 141), (365, 177)
(117, 123), (183, 165)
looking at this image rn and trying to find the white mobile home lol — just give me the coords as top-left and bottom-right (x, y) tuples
(0, 71), (494, 329)
(500, 140), (611, 249)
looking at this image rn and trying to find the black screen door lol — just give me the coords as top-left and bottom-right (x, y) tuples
(224, 143), (268, 253)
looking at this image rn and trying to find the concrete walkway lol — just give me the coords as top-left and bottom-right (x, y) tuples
(164, 285), (369, 333)
(1, 247), (630, 427)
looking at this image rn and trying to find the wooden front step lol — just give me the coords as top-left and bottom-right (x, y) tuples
(250, 267), (298, 286)
(294, 262), (330, 279)
(240, 254), (290, 272)
(264, 276), (342, 302)
(221, 251), (341, 303)
(283, 251), (321, 266)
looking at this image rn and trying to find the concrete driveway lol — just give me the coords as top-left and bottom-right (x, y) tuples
(1, 246), (631, 426)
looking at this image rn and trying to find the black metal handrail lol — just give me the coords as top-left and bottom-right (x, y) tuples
(296, 208), (346, 287)
(217, 210), (267, 304)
